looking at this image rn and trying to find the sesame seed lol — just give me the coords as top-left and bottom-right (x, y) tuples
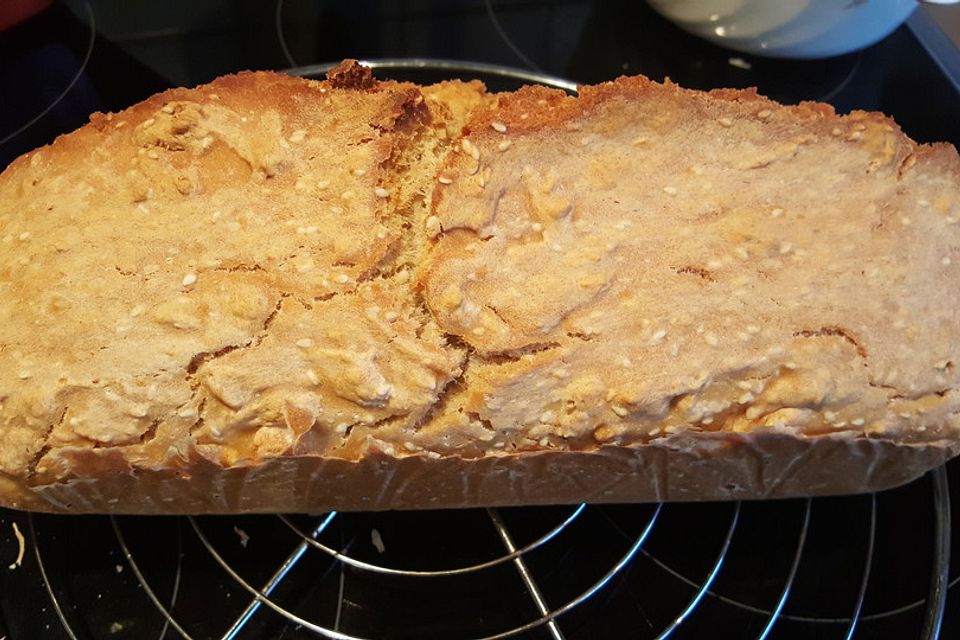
(520, 113), (529, 120)
(824, 411), (837, 422)
(611, 405), (629, 417)
(848, 131), (862, 141)
(130, 304), (146, 317)
(737, 332), (750, 341)
(540, 410), (555, 423)
(551, 243), (562, 252)
(707, 259), (723, 270)
(175, 406), (196, 418)
(437, 176), (453, 184)
(901, 217), (911, 226)
(736, 380), (753, 390)
(142, 118), (155, 127)
(384, 311), (399, 321)
(296, 338), (314, 348)
(161, 104), (174, 114)
(317, 180), (330, 189)
(851, 418), (866, 426)
(738, 392), (753, 403)
(779, 242), (792, 254)
(18, 232), (30, 241)
(491, 121), (507, 133)
(331, 206), (344, 215)
(18, 371), (31, 380)
(288, 130), (306, 143)
(530, 222), (543, 232)
(854, 124), (867, 131)
(114, 121), (127, 129)
(650, 329), (667, 344)
(632, 135), (649, 145)
(943, 257), (952, 266)
(461, 139), (480, 160)
(2, 235), (11, 243)
(341, 190), (354, 200)
(756, 109), (772, 120)
(770, 207), (783, 217)
(705, 333), (719, 346)
(147, 150), (159, 159)
(747, 324), (761, 334)
(374, 187), (391, 198)
(336, 274), (350, 284)
(620, 357), (632, 367)
(181, 273), (197, 286)
(663, 186), (678, 195)
(745, 407), (763, 420)
(734, 247), (749, 259)
(497, 140), (512, 152)
(717, 117), (733, 127)
(352, 168), (366, 176)
(471, 327), (486, 335)
(831, 127), (842, 136)
(306, 369), (320, 385)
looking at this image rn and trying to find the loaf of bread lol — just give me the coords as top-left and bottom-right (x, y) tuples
(1, 60), (958, 513)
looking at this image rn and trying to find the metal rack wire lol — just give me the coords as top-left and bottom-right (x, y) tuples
(13, 464), (952, 640)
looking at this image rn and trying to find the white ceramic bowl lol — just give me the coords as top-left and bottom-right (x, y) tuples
(646, 0), (955, 59)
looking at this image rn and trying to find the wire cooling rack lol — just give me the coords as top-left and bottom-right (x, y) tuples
(0, 462), (956, 639)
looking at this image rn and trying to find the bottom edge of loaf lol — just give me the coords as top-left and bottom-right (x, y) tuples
(2, 431), (956, 514)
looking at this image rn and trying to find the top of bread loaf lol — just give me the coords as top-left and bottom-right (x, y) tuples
(1, 61), (959, 490)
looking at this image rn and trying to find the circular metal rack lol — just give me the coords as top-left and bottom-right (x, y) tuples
(11, 463), (956, 640)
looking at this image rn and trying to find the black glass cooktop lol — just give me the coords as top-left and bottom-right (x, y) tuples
(1, 2), (960, 639)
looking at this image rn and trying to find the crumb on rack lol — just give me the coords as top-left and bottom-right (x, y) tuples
(233, 525), (250, 548)
(8, 522), (24, 570)
(371, 528), (385, 554)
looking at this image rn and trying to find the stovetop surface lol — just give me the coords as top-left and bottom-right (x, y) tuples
(1, 2), (960, 639)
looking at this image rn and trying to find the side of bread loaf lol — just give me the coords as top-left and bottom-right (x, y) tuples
(1, 61), (958, 513)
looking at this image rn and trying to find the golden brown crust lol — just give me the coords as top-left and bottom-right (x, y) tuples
(1, 62), (959, 513)
(419, 73), (960, 458)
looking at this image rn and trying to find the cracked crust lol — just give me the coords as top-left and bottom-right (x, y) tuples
(1, 63), (959, 513)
